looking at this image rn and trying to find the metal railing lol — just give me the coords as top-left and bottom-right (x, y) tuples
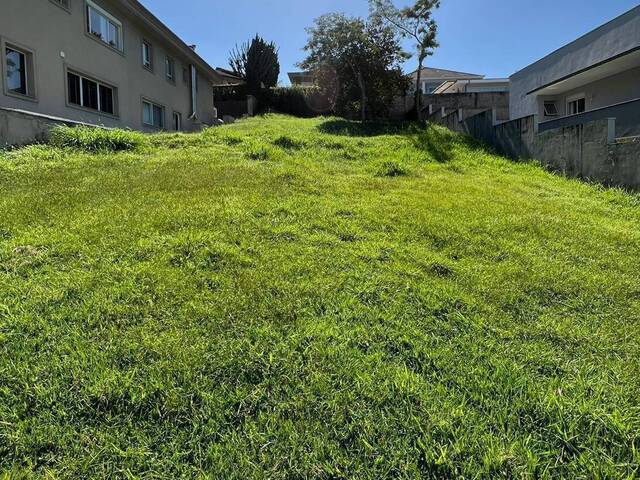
(539, 97), (640, 138)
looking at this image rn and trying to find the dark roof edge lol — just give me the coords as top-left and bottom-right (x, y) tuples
(526, 46), (640, 95)
(512, 5), (640, 79)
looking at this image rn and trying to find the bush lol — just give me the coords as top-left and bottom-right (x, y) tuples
(49, 126), (145, 152)
(268, 86), (332, 118)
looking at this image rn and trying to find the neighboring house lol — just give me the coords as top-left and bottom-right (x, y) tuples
(288, 72), (314, 87)
(410, 67), (484, 94)
(214, 68), (245, 86)
(1, 0), (229, 134)
(510, 5), (640, 137)
(432, 78), (510, 94)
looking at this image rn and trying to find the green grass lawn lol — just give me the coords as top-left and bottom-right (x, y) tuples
(1, 115), (639, 478)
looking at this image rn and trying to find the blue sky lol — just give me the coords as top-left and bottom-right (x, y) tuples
(141, 0), (639, 83)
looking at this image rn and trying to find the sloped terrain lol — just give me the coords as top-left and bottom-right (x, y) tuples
(0, 115), (639, 478)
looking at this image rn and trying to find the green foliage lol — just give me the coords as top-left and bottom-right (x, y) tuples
(371, 0), (440, 119)
(1, 115), (640, 478)
(301, 13), (410, 121)
(49, 125), (145, 152)
(229, 34), (280, 95)
(268, 86), (332, 118)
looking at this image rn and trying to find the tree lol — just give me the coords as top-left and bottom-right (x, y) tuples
(229, 35), (280, 95)
(300, 13), (408, 121)
(370, 0), (440, 120)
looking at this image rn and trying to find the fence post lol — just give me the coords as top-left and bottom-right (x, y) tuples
(607, 118), (616, 144)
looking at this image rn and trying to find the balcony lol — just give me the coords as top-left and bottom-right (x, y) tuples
(538, 97), (640, 138)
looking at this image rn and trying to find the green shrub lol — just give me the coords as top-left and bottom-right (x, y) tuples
(268, 86), (332, 118)
(49, 126), (145, 152)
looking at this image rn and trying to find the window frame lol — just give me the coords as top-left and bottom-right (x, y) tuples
(566, 94), (586, 116)
(165, 56), (175, 83)
(142, 98), (165, 130)
(142, 40), (153, 71)
(65, 66), (119, 117)
(172, 111), (182, 131)
(85, 0), (124, 53)
(49, 0), (71, 12)
(1, 39), (38, 102)
(543, 101), (559, 117)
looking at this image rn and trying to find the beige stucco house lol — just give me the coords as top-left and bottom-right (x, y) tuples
(410, 67), (484, 94)
(1, 0), (234, 136)
(288, 72), (315, 87)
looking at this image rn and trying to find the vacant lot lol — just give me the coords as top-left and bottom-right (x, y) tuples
(0, 116), (639, 478)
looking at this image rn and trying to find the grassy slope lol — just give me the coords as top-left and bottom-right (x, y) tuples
(0, 115), (639, 478)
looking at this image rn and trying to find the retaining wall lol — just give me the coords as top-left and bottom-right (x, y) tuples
(0, 107), (94, 146)
(435, 108), (640, 190)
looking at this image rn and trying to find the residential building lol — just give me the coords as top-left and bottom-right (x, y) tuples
(288, 72), (314, 87)
(510, 5), (640, 137)
(432, 78), (510, 95)
(1, 0), (229, 134)
(410, 67), (484, 94)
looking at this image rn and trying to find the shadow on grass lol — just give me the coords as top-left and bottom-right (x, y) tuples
(410, 127), (476, 163)
(317, 119), (422, 137)
(317, 117), (485, 163)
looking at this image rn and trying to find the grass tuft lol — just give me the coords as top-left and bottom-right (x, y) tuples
(49, 125), (145, 152)
(375, 160), (408, 177)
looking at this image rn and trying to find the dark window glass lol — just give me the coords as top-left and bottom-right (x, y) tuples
(82, 77), (98, 110)
(6, 48), (27, 95)
(153, 104), (164, 128)
(67, 72), (81, 105)
(99, 84), (114, 114)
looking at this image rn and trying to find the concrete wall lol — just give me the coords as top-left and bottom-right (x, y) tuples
(538, 66), (640, 121)
(510, 6), (640, 119)
(434, 108), (640, 190)
(0, 106), (95, 146)
(390, 92), (509, 121)
(0, 0), (217, 134)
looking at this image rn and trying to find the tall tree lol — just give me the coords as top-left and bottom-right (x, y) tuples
(370, 0), (440, 120)
(229, 35), (280, 95)
(300, 13), (408, 121)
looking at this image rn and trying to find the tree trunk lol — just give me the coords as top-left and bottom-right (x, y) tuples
(357, 70), (367, 122)
(415, 56), (424, 121)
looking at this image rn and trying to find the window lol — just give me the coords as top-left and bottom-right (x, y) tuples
(165, 56), (175, 82)
(142, 41), (152, 70)
(86, 1), (122, 51)
(543, 101), (559, 117)
(173, 111), (182, 131)
(50, 0), (70, 9)
(67, 71), (116, 115)
(5, 48), (27, 96)
(143, 100), (164, 129)
(567, 96), (586, 115)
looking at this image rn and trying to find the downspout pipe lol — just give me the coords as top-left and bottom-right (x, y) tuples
(189, 64), (198, 120)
